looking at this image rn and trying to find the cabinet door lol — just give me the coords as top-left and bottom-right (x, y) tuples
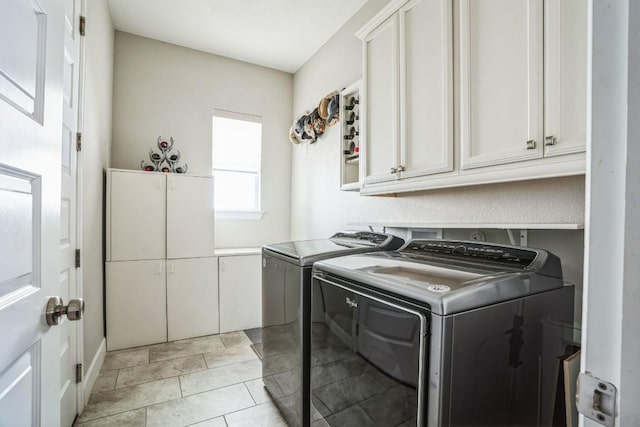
(459, 0), (543, 169)
(361, 14), (400, 185)
(108, 170), (166, 261)
(106, 260), (167, 351)
(167, 257), (219, 341)
(543, 0), (587, 156)
(399, 0), (453, 178)
(219, 255), (262, 333)
(166, 175), (215, 259)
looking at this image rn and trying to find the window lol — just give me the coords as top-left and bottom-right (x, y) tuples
(212, 110), (262, 218)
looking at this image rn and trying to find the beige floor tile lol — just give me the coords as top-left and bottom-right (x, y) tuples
(180, 359), (262, 396)
(244, 378), (280, 405)
(149, 335), (225, 363)
(188, 416), (227, 426)
(92, 370), (118, 393)
(77, 377), (181, 423)
(146, 383), (254, 427)
(75, 408), (146, 426)
(204, 345), (258, 369)
(224, 401), (287, 427)
(101, 349), (149, 372)
(116, 354), (207, 388)
(220, 331), (252, 349)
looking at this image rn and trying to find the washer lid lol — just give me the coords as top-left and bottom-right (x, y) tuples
(263, 231), (404, 266)
(312, 240), (565, 315)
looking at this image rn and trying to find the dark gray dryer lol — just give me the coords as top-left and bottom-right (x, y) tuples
(260, 231), (404, 427)
(309, 239), (575, 427)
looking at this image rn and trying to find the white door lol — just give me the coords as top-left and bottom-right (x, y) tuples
(219, 255), (261, 333)
(166, 175), (215, 259)
(0, 0), (65, 425)
(398, 0), (453, 178)
(543, 0), (588, 157)
(106, 260), (167, 351)
(167, 257), (219, 341)
(361, 14), (400, 185)
(107, 170), (166, 261)
(459, 0), (543, 169)
(59, 0), (84, 424)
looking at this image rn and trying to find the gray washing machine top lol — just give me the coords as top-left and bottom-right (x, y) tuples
(263, 231), (404, 266)
(312, 239), (565, 315)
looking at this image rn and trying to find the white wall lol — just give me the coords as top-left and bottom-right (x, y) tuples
(291, 0), (585, 322)
(111, 32), (293, 248)
(82, 0), (113, 369)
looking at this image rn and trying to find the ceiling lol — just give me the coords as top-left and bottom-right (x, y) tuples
(107, 0), (368, 73)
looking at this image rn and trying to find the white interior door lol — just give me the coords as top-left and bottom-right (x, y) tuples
(0, 0), (65, 425)
(59, 0), (84, 424)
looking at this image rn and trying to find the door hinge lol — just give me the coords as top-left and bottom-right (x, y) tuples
(76, 363), (83, 383)
(79, 16), (86, 36)
(76, 132), (82, 152)
(75, 249), (81, 268)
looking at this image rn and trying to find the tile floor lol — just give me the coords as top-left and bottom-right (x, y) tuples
(75, 331), (287, 427)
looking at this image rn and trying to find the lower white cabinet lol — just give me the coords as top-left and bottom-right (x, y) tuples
(106, 252), (261, 350)
(219, 254), (261, 333)
(167, 257), (219, 341)
(106, 260), (167, 351)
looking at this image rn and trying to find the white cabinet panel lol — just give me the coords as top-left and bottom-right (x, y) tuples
(219, 255), (261, 333)
(106, 260), (167, 351)
(167, 257), (219, 341)
(399, 0), (453, 178)
(166, 175), (215, 259)
(108, 171), (166, 261)
(543, 0), (587, 156)
(362, 15), (399, 185)
(460, 0), (543, 169)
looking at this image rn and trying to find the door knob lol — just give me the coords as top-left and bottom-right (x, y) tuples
(46, 297), (84, 326)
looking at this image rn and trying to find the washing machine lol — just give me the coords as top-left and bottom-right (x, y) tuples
(260, 231), (404, 427)
(309, 239), (575, 426)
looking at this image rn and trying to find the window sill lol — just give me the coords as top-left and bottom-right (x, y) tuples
(215, 211), (264, 220)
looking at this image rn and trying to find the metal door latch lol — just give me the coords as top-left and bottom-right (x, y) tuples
(46, 297), (84, 326)
(576, 372), (616, 426)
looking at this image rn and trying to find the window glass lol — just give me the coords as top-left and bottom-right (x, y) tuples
(212, 110), (262, 212)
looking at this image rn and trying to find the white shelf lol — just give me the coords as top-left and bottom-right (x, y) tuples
(348, 222), (584, 230)
(214, 247), (261, 256)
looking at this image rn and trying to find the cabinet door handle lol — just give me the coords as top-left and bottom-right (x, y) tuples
(169, 263), (174, 275)
(526, 139), (537, 150)
(156, 263), (163, 274)
(157, 177), (163, 190)
(398, 165), (405, 172)
(169, 179), (175, 190)
(390, 167), (398, 174)
(544, 135), (556, 146)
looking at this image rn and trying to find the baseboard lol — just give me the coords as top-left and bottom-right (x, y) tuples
(83, 338), (106, 406)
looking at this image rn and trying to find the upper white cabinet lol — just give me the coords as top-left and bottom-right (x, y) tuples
(107, 169), (215, 261)
(543, 0), (588, 157)
(108, 170), (166, 261)
(459, 0), (587, 169)
(357, 0), (454, 186)
(356, 0), (586, 195)
(166, 174), (215, 259)
(459, 0), (543, 169)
